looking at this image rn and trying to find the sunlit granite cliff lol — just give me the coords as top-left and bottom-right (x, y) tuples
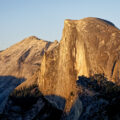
(1, 17), (120, 120)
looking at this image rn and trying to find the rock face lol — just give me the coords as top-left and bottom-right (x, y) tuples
(38, 17), (120, 111)
(0, 36), (58, 80)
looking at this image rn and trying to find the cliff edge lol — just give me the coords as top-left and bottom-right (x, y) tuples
(38, 17), (120, 111)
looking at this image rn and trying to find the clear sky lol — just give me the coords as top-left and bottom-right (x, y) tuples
(0, 0), (120, 50)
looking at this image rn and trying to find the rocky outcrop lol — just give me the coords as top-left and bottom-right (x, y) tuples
(38, 17), (120, 112)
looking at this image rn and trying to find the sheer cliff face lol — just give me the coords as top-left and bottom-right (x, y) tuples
(62, 18), (120, 81)
(38, 18), (120, 101)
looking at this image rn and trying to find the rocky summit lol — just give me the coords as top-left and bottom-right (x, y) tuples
(0, 17), (120, 120)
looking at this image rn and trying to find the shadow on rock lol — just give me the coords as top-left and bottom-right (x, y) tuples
(77, 74), (120, 120)
(0, 75), (25, 118)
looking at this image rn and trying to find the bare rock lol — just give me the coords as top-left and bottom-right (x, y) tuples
(38, 17), (120, 113)
(0, 36), (58, 80)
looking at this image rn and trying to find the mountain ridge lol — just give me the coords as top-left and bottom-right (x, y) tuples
(0, 36), (58, 79)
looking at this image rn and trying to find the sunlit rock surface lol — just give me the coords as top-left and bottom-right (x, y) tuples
(0, 36), (58, 80)
(39, 17), (120, 98)
(38, 17), (120, 116)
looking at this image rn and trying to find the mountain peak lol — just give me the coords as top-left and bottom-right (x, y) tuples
(26, 36), (41, 40)
(64, 17), (116, 28)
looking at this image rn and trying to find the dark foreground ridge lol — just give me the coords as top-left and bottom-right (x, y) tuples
(77, 74), (120, 120)
(0, 74), (120, 120)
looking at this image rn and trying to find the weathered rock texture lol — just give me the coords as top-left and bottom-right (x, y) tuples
(0, 36), (58, 80)
(38, 17), (120, 110)
(62, 18), (120, 82)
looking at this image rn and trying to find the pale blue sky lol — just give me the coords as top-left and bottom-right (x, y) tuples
(0, 0), (120, 50)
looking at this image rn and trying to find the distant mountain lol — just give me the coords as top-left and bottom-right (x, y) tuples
(0, 18), (120, 120)
(0, 36), (58, 79)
